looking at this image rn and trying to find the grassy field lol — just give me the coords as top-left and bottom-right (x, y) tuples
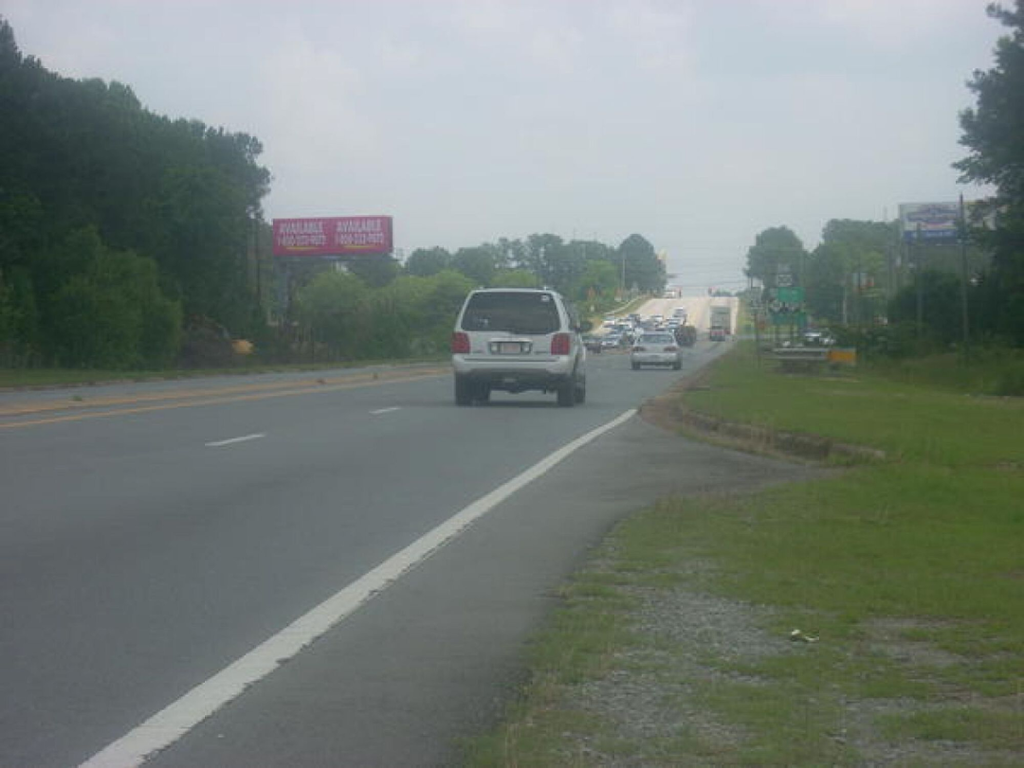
(462, 342), (1024, 766)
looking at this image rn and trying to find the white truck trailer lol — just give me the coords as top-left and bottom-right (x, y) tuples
(709, 305), (731, 341)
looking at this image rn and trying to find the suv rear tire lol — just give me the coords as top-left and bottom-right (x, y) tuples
(574, 376), (586, 404)
(455, 375), (473, 406)
(556, 378), (575, 407)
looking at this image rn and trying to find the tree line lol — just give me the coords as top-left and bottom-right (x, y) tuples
(742, 221), (992, 355)
(0, 18), (269, 369)
(743, 1), (1024, 357)
(288, 232), (664, 363)
(0, 17), (665, 369)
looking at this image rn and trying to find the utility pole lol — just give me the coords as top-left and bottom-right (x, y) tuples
(253, 213), (262, 313)
(915, 223), (924, 334)
(620, 250), (626, 299)
(959, 194), (971, 363)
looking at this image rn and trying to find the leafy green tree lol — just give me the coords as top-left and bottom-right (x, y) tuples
(44, 228), (181, 368)
(366, 270), (476, 357)
(419, 270), (475, 352)
(147, 165), (249, 323)
(804, 243), (849, 324)
(366, 275), (432, 358)
(744, 227), (807, 289)
(575, 239), (615, 263)
(493, 238), (523, 271)
(0, 191), (44, 276)
(0, 267), (38, 363)
(424, 269), (475, 331)
(490, 269), (540, 288)
(806, 220), (893, 325)
(294, 269), (368, 360)
(452, 246), (497, 286)
(617, 234), (665, 294)
(888, 270), (964, 348)
(404, 247), (452, 277)
(346, 254), (400, 288)
(572, 259), (619, 307)
(0, 189), (44, 362)
(518, 234), (584, 292)
(293, 268), (473, 360)
(527, 234), (586, 293)
(955, 0), (1024, 345)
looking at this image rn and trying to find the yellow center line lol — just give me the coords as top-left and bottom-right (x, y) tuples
(0, 367), (450, 417)
(0, 378), (326, 416)
(0, 370), (448, 430)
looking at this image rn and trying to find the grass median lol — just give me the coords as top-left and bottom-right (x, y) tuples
(461, 342), (1023, 767)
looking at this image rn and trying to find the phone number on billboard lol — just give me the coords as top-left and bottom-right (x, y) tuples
(278, 235), (328, 247)
(338, 234), (388, 246)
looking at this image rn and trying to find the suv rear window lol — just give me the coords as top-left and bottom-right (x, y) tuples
(460, 292), (561, 335)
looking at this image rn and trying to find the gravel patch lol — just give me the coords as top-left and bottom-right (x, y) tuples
(553, 570), (1022, 767)
(531, 388), (1023, 767)
(569, 582), (772, 767)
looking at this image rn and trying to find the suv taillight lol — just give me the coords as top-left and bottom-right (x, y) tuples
(551, 332), (571, 355)
(451, 331), (470, 354)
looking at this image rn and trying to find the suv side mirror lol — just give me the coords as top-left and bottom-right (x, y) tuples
(578, 320), (593, 333)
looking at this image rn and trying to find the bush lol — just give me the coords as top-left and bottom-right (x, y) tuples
(832, 322), (926, 361)
(44, 229), (182, 369)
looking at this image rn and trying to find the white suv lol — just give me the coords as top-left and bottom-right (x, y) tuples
(451, 288), (589, 406)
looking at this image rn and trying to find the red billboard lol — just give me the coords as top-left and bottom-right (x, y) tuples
(272, 216), (393, 257)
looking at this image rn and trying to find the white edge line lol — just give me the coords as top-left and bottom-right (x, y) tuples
(79, 408), (637, 768)
(204, 433), (266, 448)
(370, 407), (401, 415)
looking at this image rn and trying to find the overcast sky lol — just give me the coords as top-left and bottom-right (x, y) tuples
(1, 0), (1005, 291)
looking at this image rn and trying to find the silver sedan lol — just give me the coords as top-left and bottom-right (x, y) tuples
(630, 332), (682, 370)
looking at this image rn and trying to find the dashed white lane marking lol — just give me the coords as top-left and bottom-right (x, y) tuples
(204, 433), (266, 447)
(370, 407), (401, 415)
(78, 408), (636, 768)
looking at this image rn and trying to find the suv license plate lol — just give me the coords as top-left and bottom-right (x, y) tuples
(496, 341), (525, 354)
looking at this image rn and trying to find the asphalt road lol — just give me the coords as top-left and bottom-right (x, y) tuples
(1, 334), (819, 767)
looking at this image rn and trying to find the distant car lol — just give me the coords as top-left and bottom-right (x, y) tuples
(583, 334), (604, 353)
(602, 333), (624, 349)
(709, 327), (726, 342)
(803, 331), (836, 346)
(631, 332), (682, 370)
